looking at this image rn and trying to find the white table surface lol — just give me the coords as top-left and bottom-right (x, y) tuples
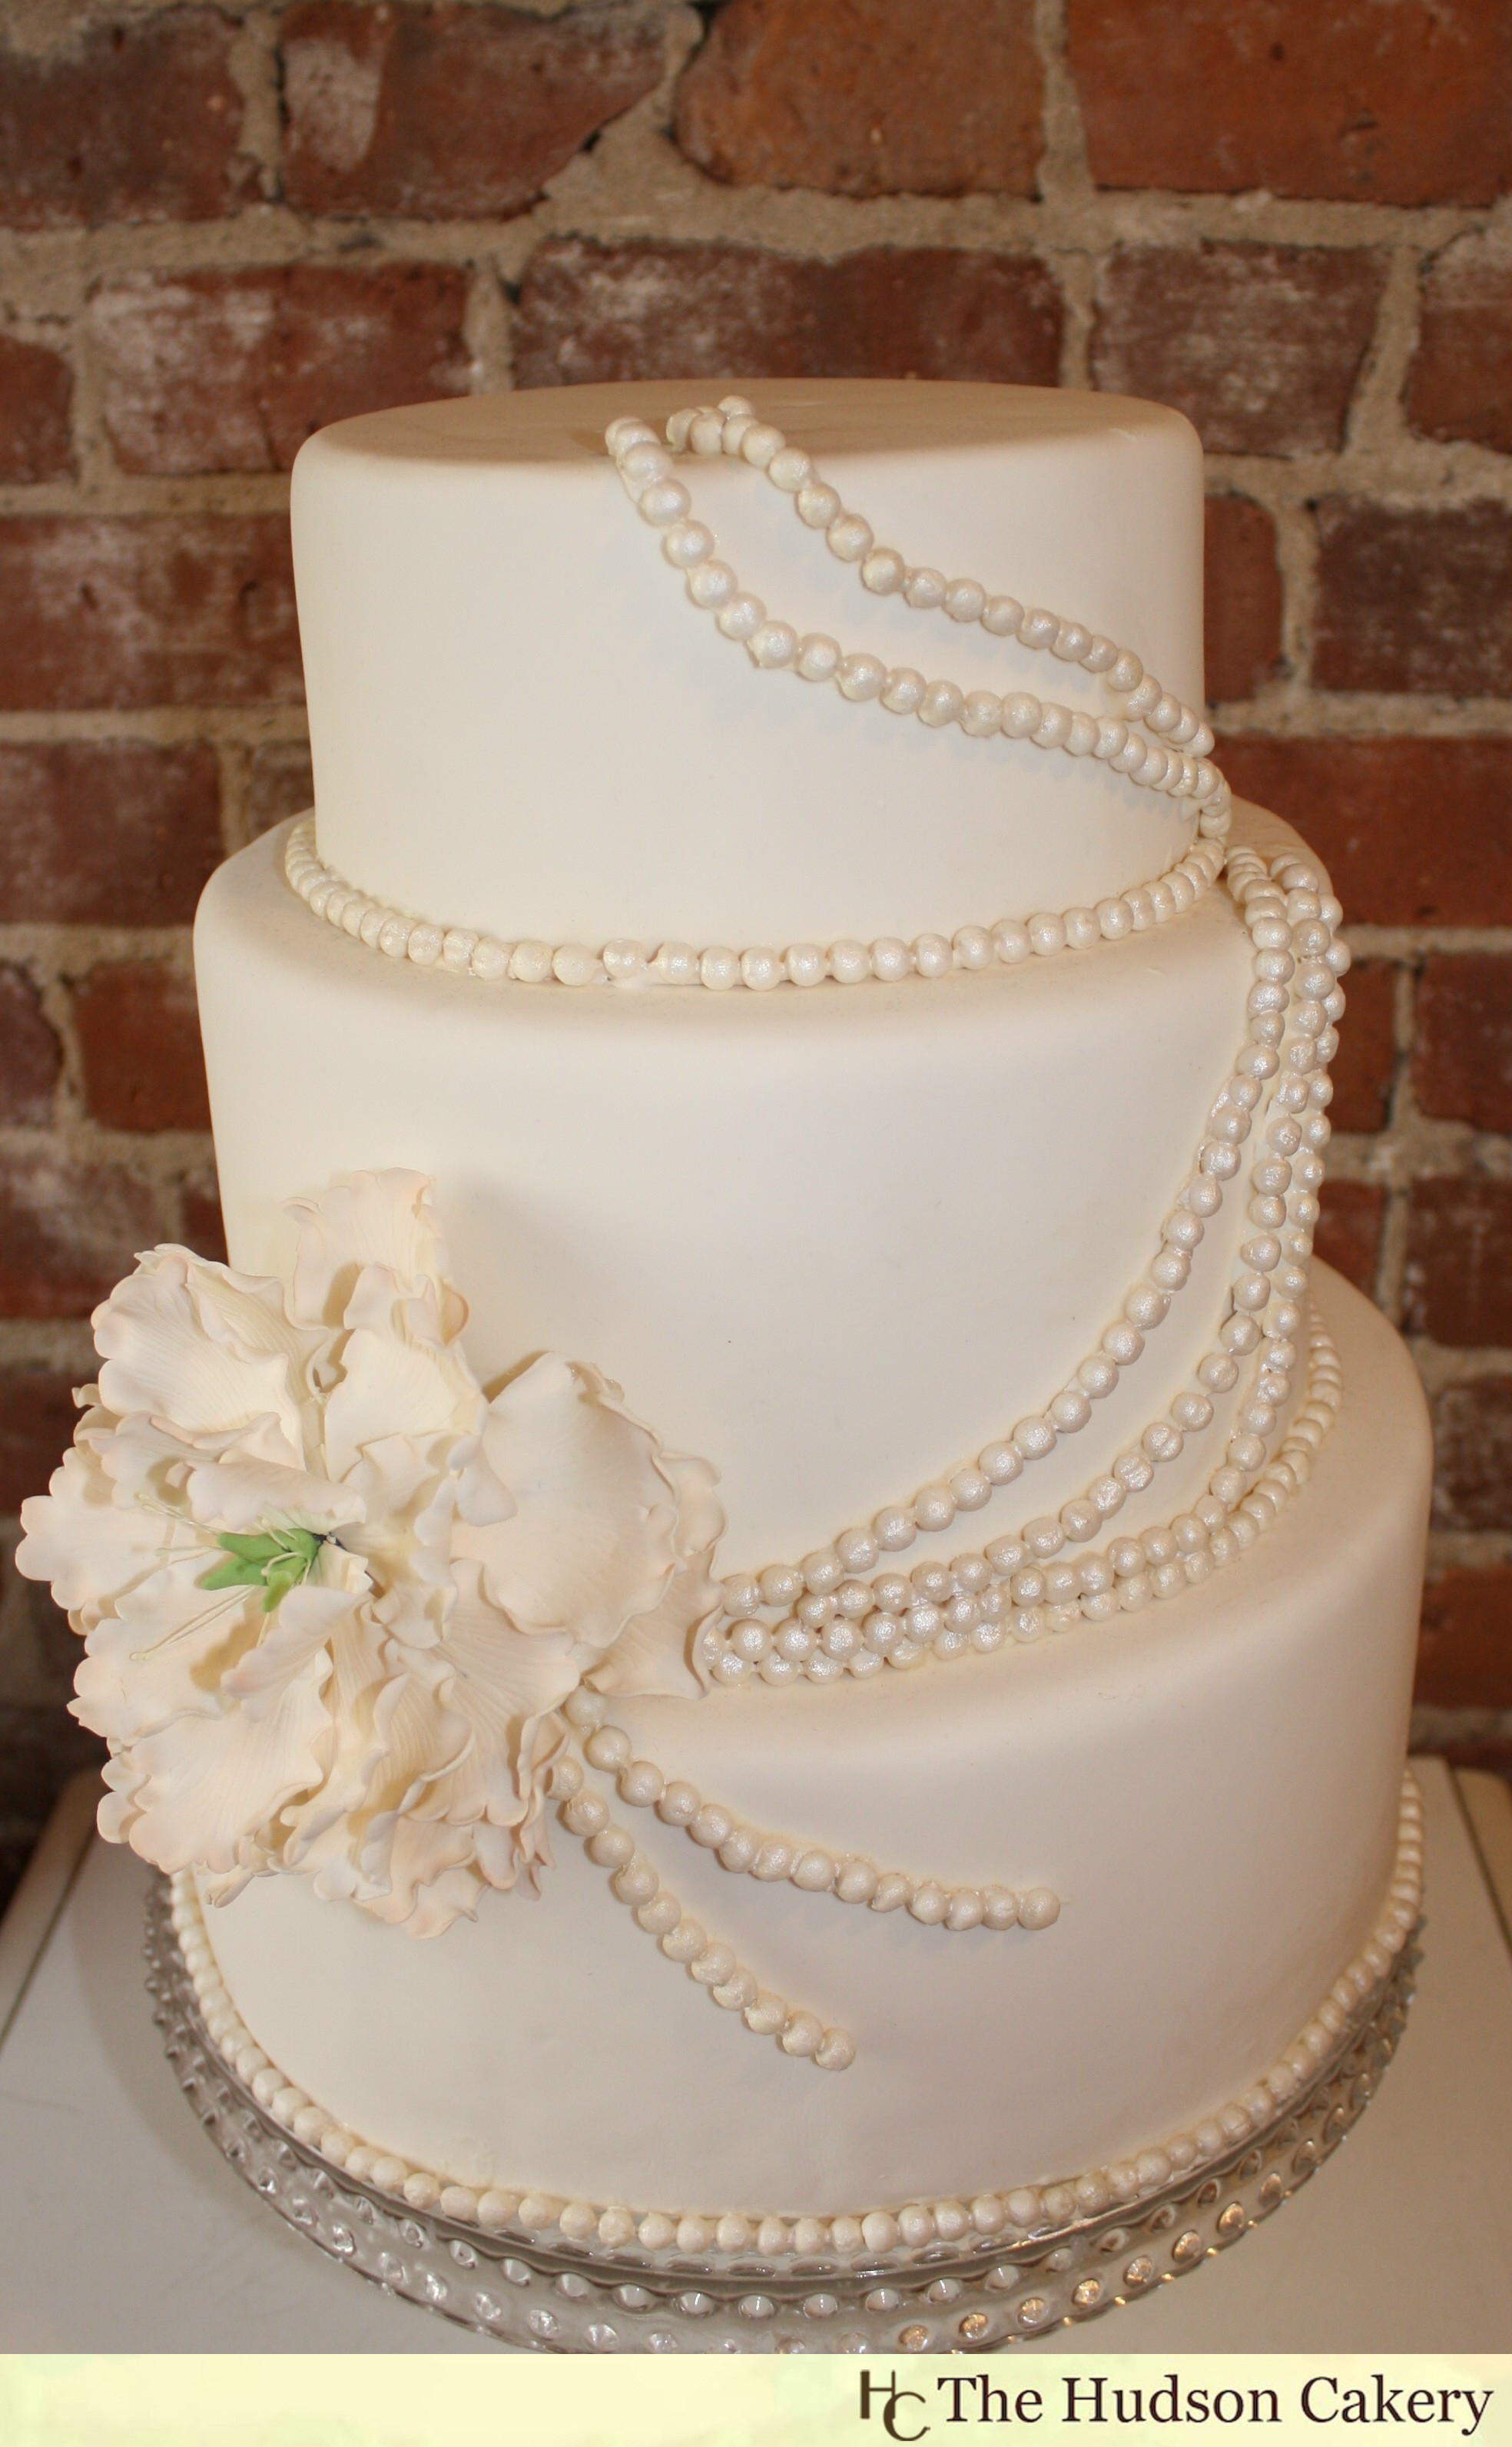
(2, 1758), (1510, 2354)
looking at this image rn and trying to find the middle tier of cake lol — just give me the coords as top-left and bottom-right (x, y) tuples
(197, 808), (1309, 1573)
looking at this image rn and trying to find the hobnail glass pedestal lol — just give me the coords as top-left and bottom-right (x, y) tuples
(144, 1875), (1417, 2355)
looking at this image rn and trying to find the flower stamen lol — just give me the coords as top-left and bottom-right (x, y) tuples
(201, 1526), (328, 1613)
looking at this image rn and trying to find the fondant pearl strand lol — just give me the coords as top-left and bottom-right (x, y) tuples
(550, 1734), (857, 2075)
(701, 1313), (1341, 1687)
(166, 1775), (1421, 2262)
(704, 847), (1348, 1680)
(565, 1690), (1061, 1936)
(608, 399), (1231, 838)
(282, 816), (1223, 993)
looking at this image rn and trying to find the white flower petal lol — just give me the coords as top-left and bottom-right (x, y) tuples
(355, 1839), (482, 1936)
(71, 1560), (265, 1746)
(459, 1356), (683, 1652)
(16, 1162), (726, 1933)
(289, 1171), (461, 1333)
(120, 1640), (333, 1875)
(590, 1453), (724, 1699)
(421, 1560), (579, 1827)
(95, 1249), (323, 1456)
(220, 1584), (365, 1710)
(17, 1437), (192, 1620)
(280, 1611), (406, 1888)
(181, 1454), (364, 1539)
(323, 1320), (482, 1484)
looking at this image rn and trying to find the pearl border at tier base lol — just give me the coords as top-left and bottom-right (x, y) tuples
(149, 1774), (1421, 2352)
(147, 1864), (1419, 2353)
(281, 814), (1224, 993)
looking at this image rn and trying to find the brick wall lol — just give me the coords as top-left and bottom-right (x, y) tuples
(2, 0), (1509, 1903)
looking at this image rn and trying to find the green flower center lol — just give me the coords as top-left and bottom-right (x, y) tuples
(201, 1526), (327, 1612)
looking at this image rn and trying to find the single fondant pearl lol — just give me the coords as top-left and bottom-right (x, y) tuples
(662, 518), (714, 569)
(838, 652), (885, 701)
(749, 619), (798, 669)
(904, 567), (947, 609)
(717, 591), (766, 642)
(862, 546), (906, 594)
(795, 632), (841, 683)
(1020, 1888), (1060, 1930)
(687, 559), (736, 608)
(827, 512), (874, 562)
(945, 577), (986, 623)
(880, 666), (926, 715)
(920, 678), (965, 728)
(914, 931), (953, 977)
(797, 480), (841, 528)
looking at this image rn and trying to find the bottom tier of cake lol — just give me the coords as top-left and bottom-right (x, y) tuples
(196, 1265), (1428, 2236)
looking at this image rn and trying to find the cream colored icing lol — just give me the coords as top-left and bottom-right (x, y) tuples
(290, 381), (1204, 944)
(195, 811), (1300, 1573)
(174, 1761), (1423, 2256)
(201, 1265), (1428, 2217)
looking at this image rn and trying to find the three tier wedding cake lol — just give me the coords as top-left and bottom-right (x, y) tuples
(19, 379), (1431, 2351)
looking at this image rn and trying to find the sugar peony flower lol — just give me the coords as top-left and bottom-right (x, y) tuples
(17, 1171), (722, 1935)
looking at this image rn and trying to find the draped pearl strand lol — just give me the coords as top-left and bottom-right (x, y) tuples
(701, 842), (1347, 1685)
(607, 396), (1231, 840)
(167, 1775), (1422, 2264)
(552, 1713), (857, 2075)
(565, 1689), (1062, 1937)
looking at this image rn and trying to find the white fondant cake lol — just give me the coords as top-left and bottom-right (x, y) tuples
(19, 381), (1430, 2286)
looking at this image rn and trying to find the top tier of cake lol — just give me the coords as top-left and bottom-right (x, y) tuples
(291, 380), (1205, 947)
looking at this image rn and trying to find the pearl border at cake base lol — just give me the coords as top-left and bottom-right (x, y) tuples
(144, 1876), (1419, 2356)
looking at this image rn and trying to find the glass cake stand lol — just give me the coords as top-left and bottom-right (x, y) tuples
(144, 1875), (1418, 2356)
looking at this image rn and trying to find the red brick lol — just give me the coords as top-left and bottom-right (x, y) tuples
(282, 2), (659, 220)
(1413, 956), (1512, 1135)
(181, 1169), (227, 1263)
(246, 741), (314, 837)
(675, 0), (1041, 198)
(0, 517), (299, 711)
(1203, 497), (1282, 705)
(1215, 738), (1512, 927)
(0, 10), (254, 230)
(0, 1370), (78, 1516)
(1403, 1180), (1512, 1347)
(1328, 960), (1396, 1136)
(1418, 1567), (1512, 1708)
(1431, 1378), (1512, 1533)
(1314, 501), (1512, 698)
(0, 1152), (159, 1320)
(1091, 247), (1384, 458)
(1408, 234), (1512, 457)
(1066, 0), (1512, 207)
(92, 265), (470, 479)
(514, 239), (1063, 390)
(0, 333), (72, 482)
(1314, 1179), (1384, 1298)
(0, 741), (221, 926)
(0, 967), (60, 1126)
(71, 963), (210, 1135)
(0, 1708), (104, 1861)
